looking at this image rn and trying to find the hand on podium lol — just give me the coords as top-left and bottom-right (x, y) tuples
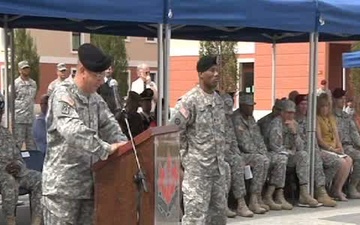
(109, 142), (127, 155)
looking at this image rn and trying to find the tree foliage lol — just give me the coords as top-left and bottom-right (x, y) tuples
(90, 34), (128, 96)
(14, 29), (40, 87)
(199, 41), (238, 93)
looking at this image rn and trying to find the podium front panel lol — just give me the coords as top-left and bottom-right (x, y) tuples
(154, 132), (181, 225)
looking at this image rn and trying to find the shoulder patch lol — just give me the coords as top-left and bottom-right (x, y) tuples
(179, 105), (189, 119)
(61, 96), (75, 107)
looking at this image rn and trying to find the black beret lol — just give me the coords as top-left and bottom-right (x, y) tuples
(332, 88), (346, 99)
(295, 94), (308, 105)
(197, 55), (218, 73)
(140, 88), (154, 100)
(78, 43), (111, 73)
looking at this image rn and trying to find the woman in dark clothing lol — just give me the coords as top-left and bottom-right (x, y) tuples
(117, 91), (144, 140)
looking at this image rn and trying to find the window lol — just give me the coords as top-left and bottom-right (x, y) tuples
(126, 70), (132, 93)
(145, 37), (157, 43)
(71, 32), (82, 52)
(149, 71), (157, 83)
(124, 36), (130, 42)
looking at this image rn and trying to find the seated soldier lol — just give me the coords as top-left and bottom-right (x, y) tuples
(267, 100), (318, 207)
(139, 88), (156, 130)
(0, 93), (42, 225)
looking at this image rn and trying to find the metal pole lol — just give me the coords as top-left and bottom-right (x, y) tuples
(163, 23), (171, 125)
(342, 68), (346, 90)
(2, 16), (9, 129)
(306, 32), (319, 197)
(271, 42), (277, 106)
(157, 24), (164, 126)
(10, 29), (15, 134)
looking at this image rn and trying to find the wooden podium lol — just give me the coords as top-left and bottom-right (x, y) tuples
(93, 125), (182, 225)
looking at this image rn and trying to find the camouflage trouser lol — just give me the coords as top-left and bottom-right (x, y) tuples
(242, 153), (269, 194)
(344, 145), (360, 180)
(0, 170), (42, 217)
(288, 151), (309, 185)
(225, 152), (246, 199)
(267, 152), (288, 188)
(14, 123), (35, 150)
(42, 196), (94, 225)
(313, 149), (326, 188)
(320, 150), (342, 184)
(182, 172), (227, 225)
(224, 162), (231, 196)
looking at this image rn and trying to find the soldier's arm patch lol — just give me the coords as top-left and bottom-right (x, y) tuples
(61, 96), (75, 107)
(61, 103), (71, 115)
(179, 105), (189, 119)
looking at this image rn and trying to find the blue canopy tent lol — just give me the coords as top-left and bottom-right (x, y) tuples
(341, 51), (360, 91)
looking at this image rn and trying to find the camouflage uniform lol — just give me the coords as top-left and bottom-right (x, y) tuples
(0, 126), (42, 218)
(14, 76), (37, 150)
(43, 79), (127, 225)
(170, 86), (227, 225)
(268, 116), (309, 185)
(257, 112), (276, 138)
(232, 110), (270, 193)
(334, 108), (360, 180)
(296, 115), (341, 185)
(47, 78), (62, 96)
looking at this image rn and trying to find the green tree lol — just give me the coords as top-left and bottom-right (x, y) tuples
(350, 42), (360, 114)
(199, 41), (238, 93)
(90, 34), (128, 97)
(14, 29), (40, 87)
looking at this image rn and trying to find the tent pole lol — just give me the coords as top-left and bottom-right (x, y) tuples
(342, 68), (346, 90)
(157, 24), (164, 126)
(306, 32), (319, 197)
(163, 23), (171, 125)
(2, 15), (9, 129)
(271, 42), (277, 106)
(10, 28), (15, 134)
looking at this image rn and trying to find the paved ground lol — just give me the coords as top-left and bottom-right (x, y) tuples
(1, 197), (359, 225)
(228, 199), (360, 225)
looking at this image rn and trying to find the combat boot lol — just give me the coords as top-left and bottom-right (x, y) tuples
(274, 188), (293, 210)
(258, 193), (270, 211)
(299, 185), (318, 207)
(348, 179), (360, 199)
(226, 207), (237, 218)
(31, 215), (42, 225)
(6, 216), (16, 225)
(263, 186), (282, 210)
(236, 198), (254, 217)
(248, 193), (266, 214)
(316, 186), (336, 207)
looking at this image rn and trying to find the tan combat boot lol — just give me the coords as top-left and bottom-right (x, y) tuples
(263, 186), (282, 210)
(316, 186), (336, 207)
(6, 216), (16, 225)
(236, 198), (254, 217)
(226, 207), (237, 218)
(248, 193), (266, 214)
(299, 185), (318, 207)
(258, 193), (270, 211)
(348, 179), (360, 199)
(274, 188), (293, 210)
(31, 215), (42, 225)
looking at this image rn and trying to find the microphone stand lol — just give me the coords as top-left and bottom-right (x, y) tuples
(122, 110), (148, 225)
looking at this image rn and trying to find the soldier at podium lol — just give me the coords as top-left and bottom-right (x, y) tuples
(170, 55), (227, 225)
(42, 43), (128, 225)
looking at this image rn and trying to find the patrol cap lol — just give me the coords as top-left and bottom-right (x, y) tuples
(282, 99), (296, 112)
(18, 60), (30, 69)
(57, 63), (67, 71)
(273, 98), (284, 110)
(78, 43), (111, 73)
(332, 88), (346, 99)
(238, 93), (256, 106)
(196, 55), (218, 73)
(295, 94), (308, 105)
(140, 88), (154, 101)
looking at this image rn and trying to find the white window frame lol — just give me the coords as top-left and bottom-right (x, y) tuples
(124, 36), (130, 42)
(145, 37), (157, 43)
(149, 71), (158, 84)
(70, 32), (85, 53)
(126, 70), (132, 94)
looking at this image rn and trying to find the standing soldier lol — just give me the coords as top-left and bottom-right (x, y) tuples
(47, 63), (69, 95)
(170, 55), (227, 225)
(295, 94), (338, 206)
(220, 93), (252, 218)
(268, 100), (318, 208)
(13, 60), (37, 150)
(0, 93), (42, 225)
(42, 43), (128, 225)
(332, 88), (360, 198)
